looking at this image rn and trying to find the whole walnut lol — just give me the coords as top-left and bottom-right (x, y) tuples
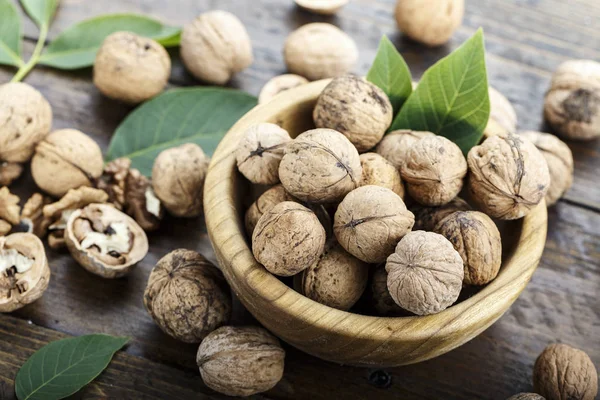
(520, 131), (574, 206)
(245, 184), (297, 237)
(313, 75), (393, 152)
(181, 11), (253, 85)
(295, 242), (368, 311)
(411, 197), (471, 231)
(152, 143), (209, 217)
(506, 394), (545, 400)
(253, 201), (325, 276)
(370, 266), (405, 316)
(279, 128), (362, 203)
(258, 74), (309, 104)
(0, 83), (52, 164)
(94, 32), (171, 103)
(395, 0), (464, 47)
(144, 249), (231, 343)
(334, 185), (414, 264)
(544, 59), (600, 140)
(401, 135), (467, 206)
(197, 326), (285, 397)
(488, 86), (518, 134)
(468, 133), (550, 220)
(533, 343), (598, 400)
(284, 23), (358, 81)
(359, 153), (404, 198)
(386, 231), (463, 315)
(375, 129), (435, 170)
(435, 211), (502, 286)
(236, 123), (292, 185)
(31, 129), (104, 198)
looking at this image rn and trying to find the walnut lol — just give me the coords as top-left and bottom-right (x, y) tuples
(0, 162), (23, 186)
(375, 129), (435, 170)
(284, 23), (358, 81)
(488, 86), (518, 133)
(245, 184), (297, 237)
(359, 152), (404, 198)
(401, 135), (467, 206)
(370, 265), (405, 316)
(334, 185), (414, 263)
(435, 211), (502, 286)
(544, 59), (600, 140)
(386, 231), (464, 315)
(294, 242), (368, 311)
(520, 131), (574, 206)
(144, 249), (231, 343)
(468, 133), (550, 220)
(258, 74), (309, 104)
(394, 0), (464, 47)
(279, 128), (362, 203)
(94, 32), (171, 104)
(97, 158), (131, 209)
(506, 394), (545, 400)
(65, 203), (148, 278)
(294, 0), (348, 15)
(0, 83), (52, 164)
(31, 129), (104, 198)
(533, 343), (598, 400)
(18, 193), (52, 237)
(236, 123), (292, 185)
(125, 169), (163, 231)
(181, 11), (253, 85)
(197, 325), (285, 397)
(0, 187), (20, 235)
(411, 197), (471, 231)
(253, 201), (325, 276)
(152, 143), (209, 217)
(0, 233), (50, 312)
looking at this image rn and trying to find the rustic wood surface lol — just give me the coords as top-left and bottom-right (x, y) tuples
(1, 0), (599, 399)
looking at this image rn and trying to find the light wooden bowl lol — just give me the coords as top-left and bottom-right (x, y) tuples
(204, 80), (548, 367)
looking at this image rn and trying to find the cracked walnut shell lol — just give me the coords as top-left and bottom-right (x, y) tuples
(395, 0), (464, 47)
(375, 129), (435, 170)
(197, 325), (285, 397)
(144, 249), (231, 343)
(359, 152), (404, 198)
(533, 343), (598, 400)
(334, 185), (414, 264)
(313, 75), (393, 152)
(258, 74), (309, 104)
(97, 158), (131, 210)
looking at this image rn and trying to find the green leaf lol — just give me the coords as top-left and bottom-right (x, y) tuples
(15, 334), (129, 400)
(38, 13), (181, 69)
(19, 0), (59, 28)
(0, 0), (23, 67)
(106, 87), (258, 176)
(390, 29), (490, 155)
(366, 36), (412, 115)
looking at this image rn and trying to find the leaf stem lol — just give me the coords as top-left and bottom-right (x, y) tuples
(11, 23), (48, 82)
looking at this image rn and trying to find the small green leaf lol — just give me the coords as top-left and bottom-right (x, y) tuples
(106, 88), (258, 176)
(38, 13), (181, 69)
(366, 35), (412, 115)
(390, 29), (490, 154)
(0, 0), (24, 67)
(15, 334), (129, 400)
(19, 0), (59, 28)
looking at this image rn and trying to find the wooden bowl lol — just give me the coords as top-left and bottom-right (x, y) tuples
(204, 80), (548, 367)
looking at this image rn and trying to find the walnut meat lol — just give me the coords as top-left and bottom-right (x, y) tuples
(0, 233), (50, 312)
(520, 131), (574, 206)
(334, 185), (415, 263)
(375, 129), (435, 170)
(279, 128), (362, 203)
(94, 32), (171, 103)
(236, 123), (292, 185)
(144, 249), (231, 343)
(401, 135), (467, 206)
(533, 343), (598, 400)
(411, 197), (471, 231)
(506, 394), (545, 400)
(468, 134), (550, 219)
(386, 231), (464, 315)
(284, 23), (358, 81)
(488, 86), (518, 134)
(295, 242), (368, 311)
(97, 158), (131, 209)
(125, 169), (163, 231)
(181, 11), (253, 85)
(395, 0), (464, 47)
(0, 187), (20, 236)
(152, 143), (209, 217)
(435, 211), (502, 286)
(252, 202), (325, 276)
(197, 326), (285, 397)
(258, 74), (309, 104)
(359, 152), (404, 198)
(313, 75), (393, 152)
(19, 193), (52, 238)
(0, 162), (23, 186)
(370, 266), (405, 316)
(245, 184), (297, 237)
(544, 59), (600, 140)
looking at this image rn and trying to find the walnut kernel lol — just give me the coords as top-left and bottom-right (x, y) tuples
(0, 187), (20, 235)
(125, 169), (163, 231)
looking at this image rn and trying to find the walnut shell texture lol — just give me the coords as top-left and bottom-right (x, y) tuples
(144, 249), (231, 343)
(533, 343), (598, 400)
(313, 75), (393, 152)
(359, 152), (404, 198)
(245, 184), (297, 237)
(258, 74), (309, 104)
(334, 185), (415, 264)
(411, 197), (472, 231)
(506, 394), (545, 400)
(395, 0), (464, 47)
(488, 86), (518, 133)
(375, 129), (435, 170)
(197, 325), (285, 397)
(370, 265), (405, 316)
(386, 231), (464, 315)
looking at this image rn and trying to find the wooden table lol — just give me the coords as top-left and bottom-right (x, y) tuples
(1, 0), (599, 399)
